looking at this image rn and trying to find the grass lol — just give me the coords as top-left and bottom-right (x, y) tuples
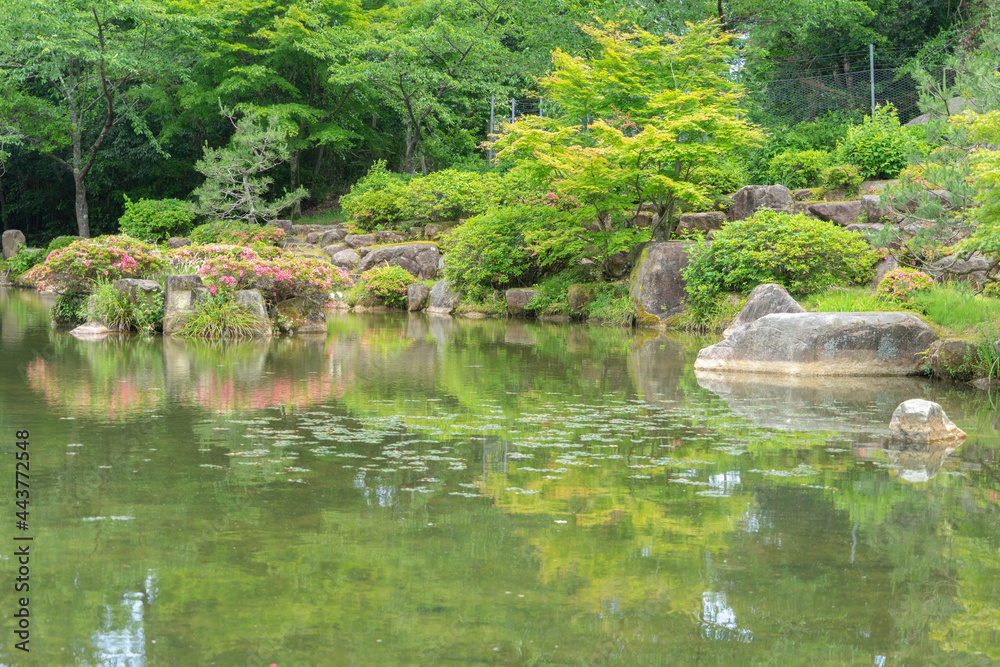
(176, 295), (267, 339)
(455, 289), (508, 317)
(296, 209), (349, 226)
(584, 282), (633, 327)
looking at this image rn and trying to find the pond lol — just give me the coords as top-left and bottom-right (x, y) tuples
(1, 286), (998, 665)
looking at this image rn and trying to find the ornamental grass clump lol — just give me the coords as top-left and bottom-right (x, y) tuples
(22, 236), (166, 293)
(87, 279), (163, 334)
(176, 295), (264, 340)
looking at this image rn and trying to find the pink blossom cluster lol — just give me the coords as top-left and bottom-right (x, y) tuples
(519, 191), (580, 211)
(198, 247), (352, 305)
(878, 268), (934, 302)
(23, 235), (165, 292)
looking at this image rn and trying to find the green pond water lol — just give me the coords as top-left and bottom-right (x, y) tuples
(1, 286), (999, 666)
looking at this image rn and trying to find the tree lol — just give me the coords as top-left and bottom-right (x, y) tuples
(0, 0), (190, 237)
(190, 110), (307, 224)
(333, 0), (515, 174)
(495, 19), (762, 261)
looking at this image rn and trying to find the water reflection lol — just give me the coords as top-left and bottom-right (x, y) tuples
(92, 572), (157, 666)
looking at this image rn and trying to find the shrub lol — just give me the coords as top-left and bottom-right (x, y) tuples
(51, 292), (88, 327)
(339, 160), (412, 228)
(21, 236), (166, 293)
(118, 196), (196, 243)
(197, 247), (352, 307)
(176, 294), (264, 340)
(837, 105), (913, 180)
(361, 265), (417, 308)
(876, 267), (934, 303)
(46, 236), (79, 256)
(341, 163), (502, 229)
(400, 169), (501, 222)
(189, 221), (285, 246)
(86, 280), (163, 334)
(443, 205), (545, 298)
(767, 150), (833, 189)
(822, 164), (864, 196)
(584, 282), (633, 326)
(683, 209), (877, 314)
(5, 247), (44, 278)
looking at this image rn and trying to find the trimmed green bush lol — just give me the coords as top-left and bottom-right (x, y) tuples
(822, 164), (864, 196)
(767, 150), (833, 189)
(118, 196), (196, 243)
(360, 265), (415, 308)
(443, 205), (546, 299)
(189, 221), (285, 246)
(46, 236), (80, 256)
(837, 105), (913, 180)
(683, 209), (878, 314)
(341, 163), (503, 229)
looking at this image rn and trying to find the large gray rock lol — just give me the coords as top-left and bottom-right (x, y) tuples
(355, 243), (440, 280)
(926, 339), (977, 381)
(872, 256), (899, 290)
(2, 230), (26, 260)
(113, 278), (162, 307)
(69, 321), (114, 340)
(235, 290), (273, 337)
(321, 243), (347, 258)
(679, 211), (726, 232)
(567, 284), (595, 314)
(723, 283), (804, 337)
(344, 234), (376, 248)
(375, 230), (407, 244)
(162, 274), (210, 335)
(906, 96), (975, 126)
(273, 296), (322, 335)
(861, 194), (895, 223)
(729, 185), (792, 221)
(932, 252), (996, 287)
(406, 283), (430, 311)
(329, 248), (361, 272)
(427, 280), (459, 314)
(601, 250), (632, 279)
(629, 241), (694, 324)
(166, 237), (191, 249)
(807, 201), (864, 227)
(505, 288), (538, 316)
(695, 312), (937, 376)
(320, 228), (347, 246)
(888, 399), (966, 445)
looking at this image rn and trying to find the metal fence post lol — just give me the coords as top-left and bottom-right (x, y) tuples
(869, 44), (876, 111)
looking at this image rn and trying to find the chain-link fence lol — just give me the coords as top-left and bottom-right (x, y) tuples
(742, 45), (939, 125)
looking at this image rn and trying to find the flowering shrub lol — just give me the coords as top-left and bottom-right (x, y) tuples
(167, 243), (283, 269)
(197, 247), (352, 306)
(22, 236), (166, 293)
(360, 265), (415, 308)
(189, 221), (285, 246)
(877, 267), (935, 303)
(822, 164), (863, 196)
(519, 191), (580, 211)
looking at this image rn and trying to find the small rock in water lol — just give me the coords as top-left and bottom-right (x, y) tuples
(888, 399), (966, 444)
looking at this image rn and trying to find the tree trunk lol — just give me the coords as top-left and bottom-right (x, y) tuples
(74, 175), (90, 238)
(290, 149), (301, 219)
(404, 124), (418, 174)
(0, 177), (8, 231)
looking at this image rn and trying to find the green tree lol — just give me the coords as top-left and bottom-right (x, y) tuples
(495, 19), (761, 257)
(0, 0), (190, 237)
(190, 110), (307, 224)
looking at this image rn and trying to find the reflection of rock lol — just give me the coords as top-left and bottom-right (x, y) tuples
(404, 313), (429, 340)
(723, 283), (804, 337)
(503, 322), (536, 346)
(631, 335), (692, 407)
(695, 312), (936, 376)
(696, 371), (931, 434)
(889, 399), (966, 445)
(885, 442), (960, 483)
(427, 313), (455, 343)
